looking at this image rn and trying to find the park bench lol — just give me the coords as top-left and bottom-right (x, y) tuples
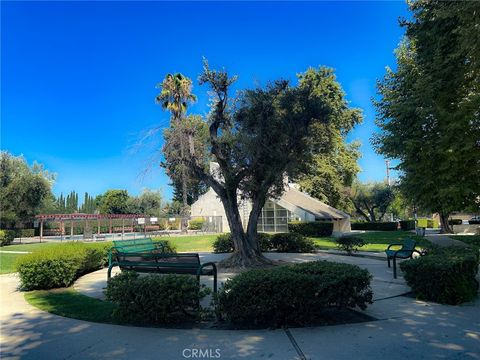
(107, 238), (217, 293)
(385, 238), (422, 279)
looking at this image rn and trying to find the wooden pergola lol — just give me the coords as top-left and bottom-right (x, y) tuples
(35, 213), (148, 241)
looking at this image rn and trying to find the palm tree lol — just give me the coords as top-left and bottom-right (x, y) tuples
(156, 73), (196, 233)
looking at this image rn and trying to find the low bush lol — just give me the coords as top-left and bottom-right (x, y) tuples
(217, 261), (373, 327)
(469, 219), (480, 225)
(212, 233), (272, 253)
(188, 218), (205, 230)
(105, 272), (210, 324)
(0, 230), (16, 246)
(351, 222), (398, 231)
(270, 232), (315, 253)
(400, 246), (479, 305)
(288, 221), (333, 237)
(399, 220), (415, 231)
(335, 236), (365, 255)
(16, 243), (111, 290)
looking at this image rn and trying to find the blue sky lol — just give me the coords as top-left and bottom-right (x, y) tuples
(1, 1), (408, 201)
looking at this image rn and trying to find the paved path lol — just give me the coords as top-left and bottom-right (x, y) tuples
(1, 253), (479, 360)
(425, 234), (468, 247)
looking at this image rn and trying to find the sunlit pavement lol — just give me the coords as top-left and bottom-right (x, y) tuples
(1, 252), (479, 360)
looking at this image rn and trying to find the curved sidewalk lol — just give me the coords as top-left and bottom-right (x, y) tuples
(1, 253), (479, 360)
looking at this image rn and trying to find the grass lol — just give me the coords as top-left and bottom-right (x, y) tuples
(157, 234), (217, 252)
(312, 231), (430, 253)
(24, 288), (118, 323)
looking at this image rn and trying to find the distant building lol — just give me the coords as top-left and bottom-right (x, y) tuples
(191, 183), (351, 236)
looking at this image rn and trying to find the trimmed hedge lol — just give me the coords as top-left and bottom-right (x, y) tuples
(399, 220), (416, 231)
(105, 272), (210, 324)
(448, 219), (463, 225)
(469, 219), (480, 225)
(351, 222), (398, 231)
(0, 230), (16, 246)
(270, 233), (316, 253)
(217, 261), (373, 327)
(16, 243), (112, 290)
(400, 246), (479, 305)
(335, 236), (365, 255)
(213, 233), (273, 253)
(188, 218), (205, 230)
(288, 221), (333, 237)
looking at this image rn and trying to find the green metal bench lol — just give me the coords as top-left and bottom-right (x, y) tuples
(107, 239), (217, 294)
(385, 238), (422, 279)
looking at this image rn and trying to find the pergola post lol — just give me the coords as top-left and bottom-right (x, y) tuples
(60, 220), (64, 242)
(122, 218), (125, 240)
(97, 219), (100, 234)
(109, 218), (112, 234)
(70, 220), (74, 239)
(40, 219), (43, 243)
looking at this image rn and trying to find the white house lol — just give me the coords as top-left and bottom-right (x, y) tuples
(191, 183), (351, 236)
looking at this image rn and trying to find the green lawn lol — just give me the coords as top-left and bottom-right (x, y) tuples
(312, 231), (430, 252)
(25, 288), (118, 323)
(156, 234), (217, 252)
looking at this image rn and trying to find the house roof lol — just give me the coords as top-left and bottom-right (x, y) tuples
(279, 185), (349, 221)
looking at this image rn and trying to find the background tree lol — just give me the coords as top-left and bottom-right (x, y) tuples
(373, 1), (480, 232)
(349, 182), (395, 222)
(163, 115), (209, 206)
(156, 73), (197, 232)
(80, 192), (96, 213)
(181, 61), (361, 267)
(0, 151), (55, 228)
(296, 136), (361, 213)
(98, 190), (130, 214)
(128, 189), (164, 217)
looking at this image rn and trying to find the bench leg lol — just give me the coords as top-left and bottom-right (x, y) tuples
(387, 257), (391, 268)
(393, 257), (397, 279)
(107, 265), (114, 279)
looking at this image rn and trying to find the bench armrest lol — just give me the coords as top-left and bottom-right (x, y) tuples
(197, 262), (217, 276)
(154, 241), (166, 252)
(386, 243), (404, 251)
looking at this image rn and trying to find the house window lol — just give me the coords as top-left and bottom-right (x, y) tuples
(257, 200), (294, 233)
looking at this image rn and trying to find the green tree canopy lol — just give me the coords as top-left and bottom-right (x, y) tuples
(128, 189), (164, 217)
(349, 181), (395, 222)
(180, 61), (361, 267)
(98, 190), (130, 214)
(373, 1), (480, 232)
(0, 151), (55, 228)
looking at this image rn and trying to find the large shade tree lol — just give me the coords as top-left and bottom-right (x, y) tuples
(373, 1), (480, 232)
(156, 73), (197, 232)
(180, 61), (361, 267)
(0, 151), (54, 228)
(349, 181), (395, 222)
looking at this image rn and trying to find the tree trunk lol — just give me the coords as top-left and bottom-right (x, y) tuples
(439, 212), (453, 234)
(218, 191), (272, 268)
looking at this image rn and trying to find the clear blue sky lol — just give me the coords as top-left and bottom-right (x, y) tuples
(1, 1), (408, 201)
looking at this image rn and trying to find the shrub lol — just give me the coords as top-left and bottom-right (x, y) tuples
(469, 219), (480, 225)
(0, 230), (16, 246)
(217, 261), (373, 327)
(213, 234), (234, 253)
(188, 218), (205, 230)
(399, 220), (416, 231)
(400, 246), (479, 305)
(213, 233), (272, 253)
(105, 272), (210, 324)
(351, 222), (398, 231)
(16, 243), (111, 290)
(448, 219), (463, 225)
(270, 232), (315, 253)
(335, 236), (365, 255)
(288, 221), (333, 237)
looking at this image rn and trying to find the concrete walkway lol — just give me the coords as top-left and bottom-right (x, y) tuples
(1, 253), (479, 360)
